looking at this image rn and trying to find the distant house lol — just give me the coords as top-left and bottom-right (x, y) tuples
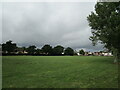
(93, 52), (99, 56)
(102, 52), (113, 56)
(93, 52), (102, 56)
(77, 52), (80, 56)
(16, 47), (28, 54)
(84, 51), (113, 56)
(93, 51), (113, 56)
(88, 52), (92, 55)
(84, 52), (89, 56)
(84, 52), (93, 56)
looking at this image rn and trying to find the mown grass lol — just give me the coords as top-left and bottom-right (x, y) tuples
(2, 56), (118, 88)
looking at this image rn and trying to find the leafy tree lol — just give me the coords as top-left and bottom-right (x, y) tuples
(2, 40), (17, 54)
(52, 45), (64, 55)
(27, 45), (36, 55)
(79, 49), (85, 55)
(87, 2), (120, 62)
(41, 44), (52, 55)
(36, 49), (43, 55)
(22, 47), (26, 52)
(64, 47), (74, 56)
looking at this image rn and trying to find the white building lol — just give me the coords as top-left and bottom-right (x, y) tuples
(102, 52), (113, 56)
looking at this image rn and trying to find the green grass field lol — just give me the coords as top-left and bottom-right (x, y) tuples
(2, 56), (119, 88)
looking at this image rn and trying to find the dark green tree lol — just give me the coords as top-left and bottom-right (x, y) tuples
(87, 2), (120, 62)
(79, 49), (85, 55)
(41, 44), (52, 55)
(52, 45), (64, 55)
(22, 47), (26, 52)
(2, 40), (17, 54)
(27, 45), (36, 55)
(36, 49), (43, 55)
(64, 47), (74, 56)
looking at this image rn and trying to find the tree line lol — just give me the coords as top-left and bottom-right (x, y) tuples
(1, 40), (85, 56)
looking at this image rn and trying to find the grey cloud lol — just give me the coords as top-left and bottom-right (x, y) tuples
(2, 2), (104, 51)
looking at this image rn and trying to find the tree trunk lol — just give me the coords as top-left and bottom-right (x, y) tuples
(114, 57), (117, 63)
(114, 52), (120, 63)
(111, 47), (120, 63)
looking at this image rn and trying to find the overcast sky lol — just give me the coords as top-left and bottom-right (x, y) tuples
(2, 2), (104, 52)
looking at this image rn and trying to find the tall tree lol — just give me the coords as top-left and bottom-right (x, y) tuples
(2, 40), (17, 54)
(41, 44), (52, 55)
(36, 49), (43, 55)
(79, 49), (85, 55)
(64, 47), (74, 56)
(27, 45), (36, 55)
(52, 45), (64, 55)
(87, 2), (120, 62)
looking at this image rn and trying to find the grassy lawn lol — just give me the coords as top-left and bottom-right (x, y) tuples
(2, 56), (118, 88)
